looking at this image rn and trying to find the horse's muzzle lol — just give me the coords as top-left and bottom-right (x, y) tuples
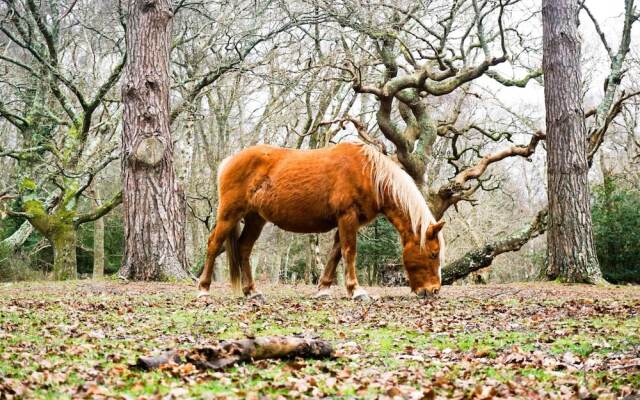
(416, 287), (440, 298)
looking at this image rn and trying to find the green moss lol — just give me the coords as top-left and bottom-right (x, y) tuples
(19, 177), (37, 192)
(67, 123), (80, 140)
(61, 181), (79, 210)
(23, 199), (47, 218)
(21, 196), (78, 246)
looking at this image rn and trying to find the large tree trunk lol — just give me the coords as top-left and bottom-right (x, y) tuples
(119, 0), (190, 280)
(50, 226), (77, 280)
(542, 0), (603, 283)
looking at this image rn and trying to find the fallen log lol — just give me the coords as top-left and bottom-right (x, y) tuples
(135, 335), (335, 371)
(137, 350), (181, 370)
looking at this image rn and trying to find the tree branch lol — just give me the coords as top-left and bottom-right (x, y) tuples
(0, 145), (49, 161)
(581, 3), (614, 59)
(318, 116), (386, 153)
(430, 131), (546, 219)
(73, 190), (123, 227)
(169, 17), (321, 124)
(485, 68), (543, 87)
(424, 56), (507, 96)
(453, 131), (545, 185)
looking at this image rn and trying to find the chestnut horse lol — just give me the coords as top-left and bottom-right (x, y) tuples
(197, 142), (445, 300)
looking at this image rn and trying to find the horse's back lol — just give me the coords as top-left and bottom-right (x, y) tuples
(218, 143), (365, 186)
(217, 144), (289, 187)
(217, 143), (377, 232)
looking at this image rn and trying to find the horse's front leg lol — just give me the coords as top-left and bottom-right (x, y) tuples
(313, 231), (341, 299)
(337, 211), (370, 301)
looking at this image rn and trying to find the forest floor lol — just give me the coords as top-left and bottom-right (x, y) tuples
(0, 281), (639, 399)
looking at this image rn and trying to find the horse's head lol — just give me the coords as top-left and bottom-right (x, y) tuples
(402, 221), (445, 298)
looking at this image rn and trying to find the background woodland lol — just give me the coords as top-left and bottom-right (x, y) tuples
(1, 0), (639, 285)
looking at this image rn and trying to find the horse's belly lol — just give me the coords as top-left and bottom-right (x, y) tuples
(272, 218), (335, 233)
(251, 187), (337, 233)
(246, 158), (373, 233)
(258, 205), (336, 233)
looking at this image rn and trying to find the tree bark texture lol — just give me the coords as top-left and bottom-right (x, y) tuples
(542, 0), (603, 283)
(24, 205), (78, 281)
(120, 0), (190, 280)
(51, 227), (77, 281)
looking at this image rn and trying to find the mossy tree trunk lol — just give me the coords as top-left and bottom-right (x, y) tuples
(51, 225), (78, 280)
(26, 202), (79, 280)
(12, 192), (122, 281)
(27, 207), (78, 280)
(24, 200), (76, 280)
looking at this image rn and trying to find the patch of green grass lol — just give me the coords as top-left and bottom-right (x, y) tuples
(550, 337), (594, 357)
(549, 316), (640, 357)
(480, 366), (515, 382)
(426, 330), (535, 356)
(519, 368), (555, 382)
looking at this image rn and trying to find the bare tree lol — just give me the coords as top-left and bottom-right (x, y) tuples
(446, 0), (639, 281)
(0, 0), (125, 279)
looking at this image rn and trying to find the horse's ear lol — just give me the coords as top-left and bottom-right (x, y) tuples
(426, 220), (445, 239)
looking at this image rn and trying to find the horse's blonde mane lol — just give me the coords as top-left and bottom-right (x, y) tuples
(360, 144), (446, 268)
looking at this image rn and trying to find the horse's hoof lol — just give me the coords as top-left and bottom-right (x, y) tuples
(313, 288), (332, 299)
(352, 288), (371, 301)
(247, 292), (266, 303)
(196, 290), (210, 298)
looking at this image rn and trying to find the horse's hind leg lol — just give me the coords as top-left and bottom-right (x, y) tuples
(313, 231), (341, 299)
(198, 214), (242, 296)
(238, 213), (266, 299)
(337, 210), (370, 301)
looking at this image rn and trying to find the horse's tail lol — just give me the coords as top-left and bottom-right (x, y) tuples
(226, 222), (242, 291)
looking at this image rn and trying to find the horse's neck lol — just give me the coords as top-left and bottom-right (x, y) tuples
(381, 200), (415, 246)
